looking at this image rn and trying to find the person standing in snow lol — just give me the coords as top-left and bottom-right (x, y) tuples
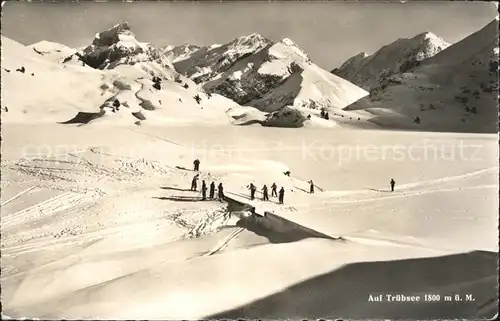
(201, 180), (208, 200)
(209, 181), (215, 199)
(271, 183), (277, 197)
(191, 174), (199, 191)
(390, 178), (396, 192)
(320, 110), (325, 118)
(218, 183), (224, 201)
(262, 185), (269, 201)
(113, 99), (120, 111)
(278, 187), (285, 204)
(325, 112), (329, 120)
(249, 183), (257, 200)
(309, 180), (315, 194)
(193, 159), (200, 171)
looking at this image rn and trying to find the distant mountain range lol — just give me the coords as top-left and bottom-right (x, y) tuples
(2, 19), (497, 132)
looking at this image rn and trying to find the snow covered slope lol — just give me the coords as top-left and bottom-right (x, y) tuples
(1, 124), (497, 319)
(28, 41), (88, 66)
(175, 34), (368, 127)
(1, 36), (107, 122)
(332, 32), (450, 91)
(344, 20), (499, 133)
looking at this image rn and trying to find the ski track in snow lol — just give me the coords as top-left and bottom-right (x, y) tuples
(204, 227), (245, 256)
(0, 186), (37, 206)
(2, 191), (87, 228)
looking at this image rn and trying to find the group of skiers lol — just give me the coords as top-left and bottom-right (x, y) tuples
(247, 183), (285, 204)
(191, 159), (224, 201)
(320, 110), (330, 120)
(188, 159), (397, 205)
(190, 159), (290, 204)
(191, 174), (225, 201)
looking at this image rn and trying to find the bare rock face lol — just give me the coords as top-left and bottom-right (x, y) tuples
(262, 106), (307, 128)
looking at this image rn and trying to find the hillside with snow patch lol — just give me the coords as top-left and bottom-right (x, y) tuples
(1, 36), (108, 122)
(343, 20), (499, 133)
(332, 32), (450, 92)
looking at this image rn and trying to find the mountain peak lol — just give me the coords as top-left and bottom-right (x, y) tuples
(279, 37), (297, 46)
(332, 31), (450, 91)
(268, 37), (310, 63)
(113, 21), (131, 31)
(81, 22), (174, 71)
(93, 21), (136, 47)
(412, 31), (448, 46)
(230, 33), (271, 48)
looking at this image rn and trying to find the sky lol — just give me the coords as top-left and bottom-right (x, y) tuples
(1, 1), (497, 69)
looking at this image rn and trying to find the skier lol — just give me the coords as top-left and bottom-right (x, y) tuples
(193, 159), (200, 171)
(191, 174), (199, 191)
(218, 183), (224, 201)
(249, 183), (257, 200)
(307, 114), (311, 120)
(320, 110), (325, 118)
(390, 178), (396, 192)
(284, 171), (291, 177)
(201, 180), (208, 200)
(113, 99), (120, 110)
(194, 94), (202, 104)
(309, 180), (315, 194)
(209, 181), (215, 199)
(271, 183), (278, 197)
(278, 187), (285, 204)
(262, 185), (269, 201)
(325, 112), (329, 120)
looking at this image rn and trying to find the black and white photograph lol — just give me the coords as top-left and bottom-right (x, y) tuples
(0, 0), (498, 319)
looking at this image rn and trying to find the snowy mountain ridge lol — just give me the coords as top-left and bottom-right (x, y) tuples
(174, 33), (368, 127)
(162, 43), (202, 63)
(332, 31), (450, 91)
(174, 33), (274, 84)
